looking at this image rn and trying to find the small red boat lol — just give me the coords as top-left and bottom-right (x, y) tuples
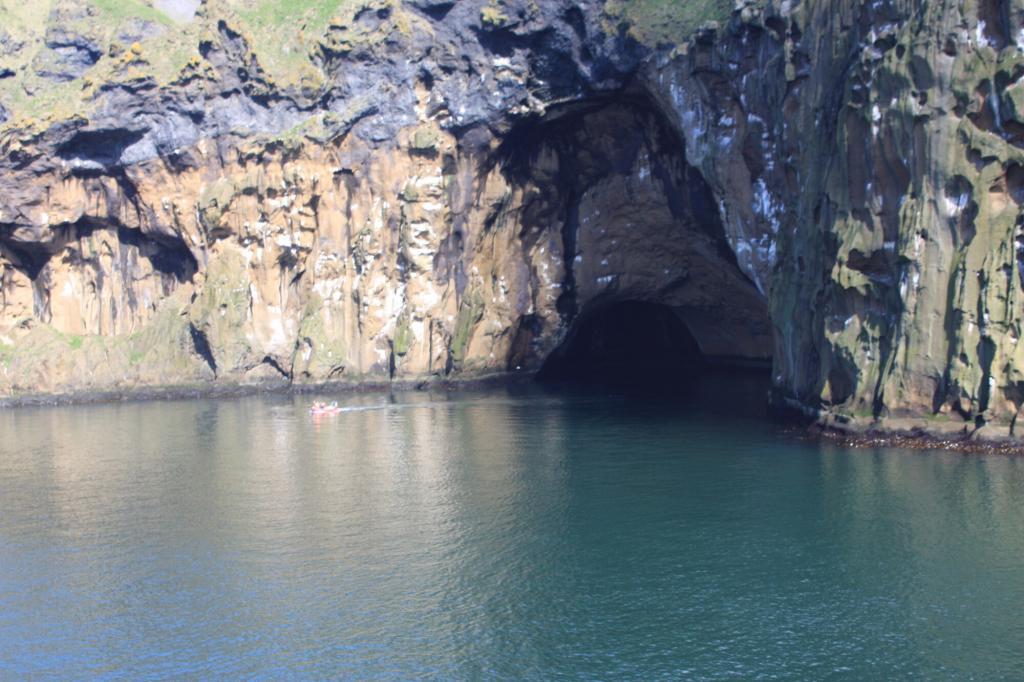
(310, 402), (343, 416)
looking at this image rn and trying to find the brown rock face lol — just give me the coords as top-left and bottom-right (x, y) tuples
(3, 0), (1024, 442)
(0, 87), (771, 395)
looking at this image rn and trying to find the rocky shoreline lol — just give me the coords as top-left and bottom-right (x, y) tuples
(0, 370), (535, 408)
(3, 367), (1021, 455)
(812, 425), (1024, 456)
(784, 411), (1024, 455)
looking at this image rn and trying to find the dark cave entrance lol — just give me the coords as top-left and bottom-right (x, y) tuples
(491, 88), (774, 392)
(537, 301), (705, 387)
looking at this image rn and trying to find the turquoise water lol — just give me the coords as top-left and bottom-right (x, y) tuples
(2, 377), (1024, 679)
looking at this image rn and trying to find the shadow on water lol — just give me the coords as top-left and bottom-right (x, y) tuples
(534, 300), (774, 421)
(535, 365), (774, 422)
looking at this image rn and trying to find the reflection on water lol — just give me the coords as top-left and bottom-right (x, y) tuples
(1, 378), (1023, 678)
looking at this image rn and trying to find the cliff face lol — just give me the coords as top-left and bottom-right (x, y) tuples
(1, 0), (1023, 436)
(768, 0), (1024, 436)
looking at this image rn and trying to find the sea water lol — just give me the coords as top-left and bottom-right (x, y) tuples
(2, 376), (1023, 679)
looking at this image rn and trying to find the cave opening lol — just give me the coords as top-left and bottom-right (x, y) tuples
(537, 300), (705, 387)
(492, 87), (774, 393)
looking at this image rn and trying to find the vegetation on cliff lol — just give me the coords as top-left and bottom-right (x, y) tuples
(605, 0), (731, 44)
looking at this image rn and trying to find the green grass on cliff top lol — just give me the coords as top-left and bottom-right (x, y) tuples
(92, 0), (175, 25)
(224, 0), (424, 89)
(230, 0), (342, 27)
(0, 0), (377, 126)
(218, 0), (727, 78)
(607, 0), (733, 44)
(0, 0), (729, 127)
(226, 0), (357, 82)
(0, 0), (195, 124)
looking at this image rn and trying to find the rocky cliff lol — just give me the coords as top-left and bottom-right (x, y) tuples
(1, 0), (1022, 438)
